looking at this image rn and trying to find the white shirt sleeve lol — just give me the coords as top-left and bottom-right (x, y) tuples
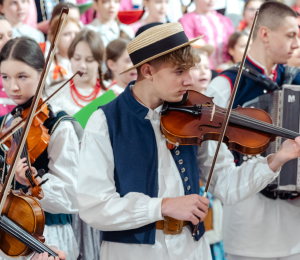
(198, 75), (280, 205)
(206, 75), (232, 109)
(38, 120), (79, 214)
(77, 109), (163, 232)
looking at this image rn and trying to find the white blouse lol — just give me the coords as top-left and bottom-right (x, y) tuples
(77, 99), (279, 259)
(46, 81), (106, 116)
(85, 19), (134, 47)
(12, 24), (45, 43)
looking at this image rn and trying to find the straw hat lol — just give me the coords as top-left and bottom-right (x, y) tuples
(191, 38), (215, 57)
(121, 23), (203, 74)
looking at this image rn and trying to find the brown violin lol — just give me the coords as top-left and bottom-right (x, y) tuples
(0, 98), (50, 199)
(160, 90), (299, 154)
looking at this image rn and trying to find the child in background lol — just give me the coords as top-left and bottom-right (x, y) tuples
(104, 38), (137, 95)
(38, 3), (82, 35)
(48, 29), (106, 116)
(0, 15), (15, 116)
(179, 0), (234, 69)
(217, 31), (248, 71)
(0, 0), (44, 43)
(86, 0), (134, 46)
(238, 0), (264, 35)
(45, 16), (81, 88)
(190, 48), (212, 94)
(288, 38), (300, 68)
(130, 0), (168, 34)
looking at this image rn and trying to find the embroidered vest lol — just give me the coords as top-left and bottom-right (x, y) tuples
(220, 57), (300, 109)
(0, 109), (74, 226)
(100, 82), (205, 245)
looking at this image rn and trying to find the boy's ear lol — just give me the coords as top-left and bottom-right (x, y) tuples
(140, 63), (154, 81)
(0, 5), (4, 15)
(259, 26), (270, 44)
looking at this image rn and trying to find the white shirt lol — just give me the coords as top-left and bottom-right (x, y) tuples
(45, 81), (106, 116)
(207, 57), (300, 257)
(77, 96), (279, 259)
(12, 24), (45, 43)
(85, 19), (134, 47)
(103, 80), (125, 96)
(1, 114), (79, 214)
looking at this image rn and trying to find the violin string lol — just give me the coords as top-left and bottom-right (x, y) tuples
(198, 109), (298, 138)
(192, 106), (298, 137)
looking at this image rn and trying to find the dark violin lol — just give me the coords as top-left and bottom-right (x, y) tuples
(0, 98), (50, 199)
(160, 90), (299, 155)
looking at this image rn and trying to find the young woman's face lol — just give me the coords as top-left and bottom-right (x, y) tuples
(190, 53), (212, 94)
(243, 1), (263, 28)
(228, 35), (248, 63)
(1, 60), (40, 105)
(0, 20), (13, 51)
(58, 21), (80, 56)
(95, 0), (120, 23)
(71, 41), (99, 84)
(108, 50), (137, 85)
(195, 0), (215, 13)
(0, 0), (28, 26)
(144, 0), (168, 22)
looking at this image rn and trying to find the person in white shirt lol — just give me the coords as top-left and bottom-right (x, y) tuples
(0, 37), (80, 259)
(45, 15), (81, 89)
(0, 0), (44, 43)
(85, 0), (134, 47)
(77, 22), (300, 260)
(206, 2), (300, 260)
(104, 38), (137, 95)
(47, 29), (106, 116)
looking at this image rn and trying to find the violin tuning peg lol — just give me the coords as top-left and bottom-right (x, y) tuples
(37, 169), (46, 178)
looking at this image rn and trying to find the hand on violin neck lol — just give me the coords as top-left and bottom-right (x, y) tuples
(31, 246), (66, 260)
(161, 195), (209, 225)
(15, 158), (45, 199)
(268, 137), (300, 172)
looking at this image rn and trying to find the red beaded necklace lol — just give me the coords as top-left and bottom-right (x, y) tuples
(70, 79), (101, 107)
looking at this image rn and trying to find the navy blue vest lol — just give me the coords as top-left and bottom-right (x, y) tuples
(221, 57), (300, 109)
(0, 110), (74, 226)
(100, 82), (205, 244)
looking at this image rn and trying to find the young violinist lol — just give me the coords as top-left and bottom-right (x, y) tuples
(0, 37), (80, 259)
(207, 2), (300, 259)
(77, 22), (300, 260)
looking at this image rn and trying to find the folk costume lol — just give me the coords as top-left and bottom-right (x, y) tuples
(207, 54), (300, 259)
(77, 23), (281, 259)
(45, 79), (106, 116)
(0, 101), (80, 260)
(12, 25), (45, 44)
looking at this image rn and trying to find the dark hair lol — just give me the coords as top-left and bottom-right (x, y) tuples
(253, 1), (298, 38)
(0, 37), (45, 72)
(227, 31), (248, 61)
(50, 2), (78, 25)
(68, 29), (106, 90)
(104, 38), (129, 81)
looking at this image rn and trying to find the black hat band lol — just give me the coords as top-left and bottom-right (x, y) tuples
(129, 31), (189, 66)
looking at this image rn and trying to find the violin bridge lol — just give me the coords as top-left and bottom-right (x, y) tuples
(210, 104), (216, 122)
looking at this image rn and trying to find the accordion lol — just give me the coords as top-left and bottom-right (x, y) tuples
(243, 85), (300, 196)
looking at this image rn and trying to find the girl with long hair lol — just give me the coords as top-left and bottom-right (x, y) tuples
(0, 37), (79, 259)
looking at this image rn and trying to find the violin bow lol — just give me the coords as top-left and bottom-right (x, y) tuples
(192, 10), (260, 237)
(0, 71), (83, 145)
(0, 7), (68, 221)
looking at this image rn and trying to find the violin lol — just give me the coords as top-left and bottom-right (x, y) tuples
(0, 98), (50, 199)
(160, 90), (299, 154)
(0, 7), (83, 259)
